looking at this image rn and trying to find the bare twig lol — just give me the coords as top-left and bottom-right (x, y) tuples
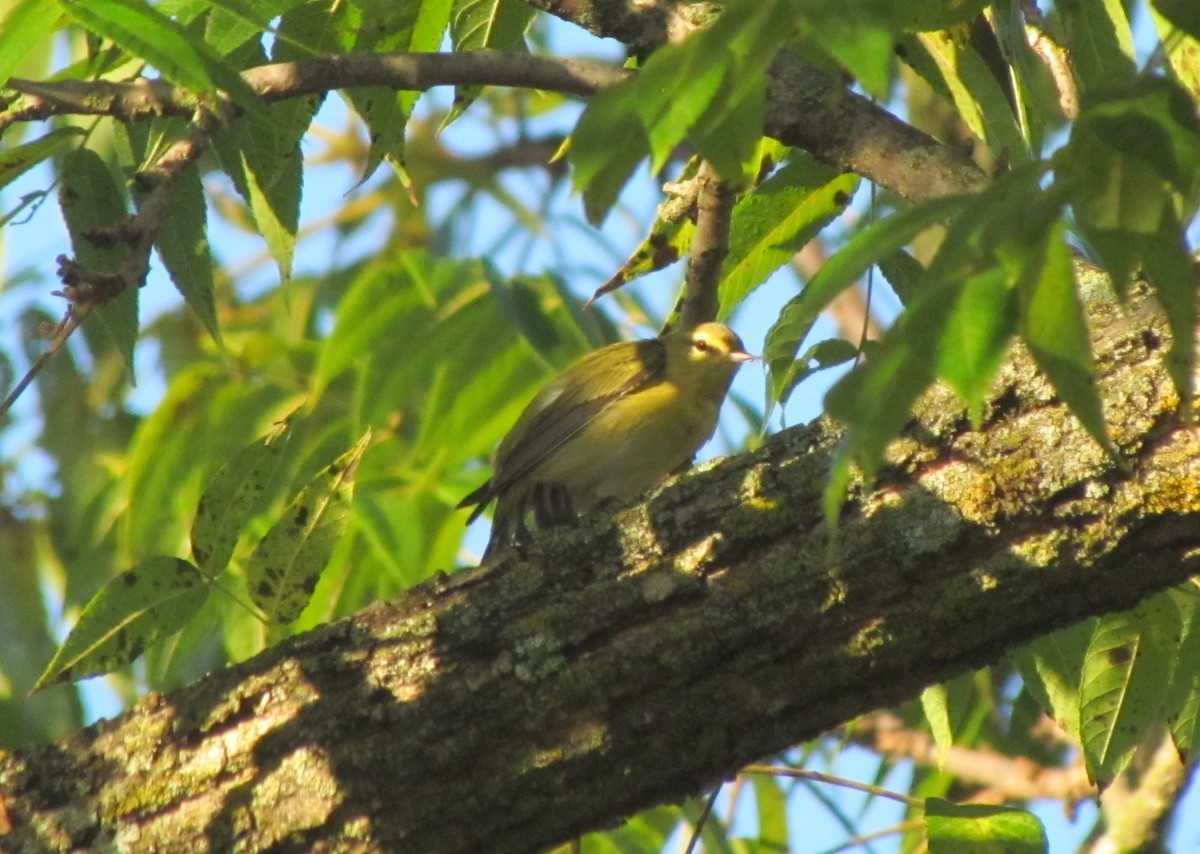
(845, 712), (1094, 805)
(679, 160), (734, 328)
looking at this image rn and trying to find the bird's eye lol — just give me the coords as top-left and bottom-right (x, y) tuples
(693, 339), (710, 352)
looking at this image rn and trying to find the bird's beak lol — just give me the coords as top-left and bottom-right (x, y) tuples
(729, 351), (759, 364)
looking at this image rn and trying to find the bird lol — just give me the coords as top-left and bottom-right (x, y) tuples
(458, 321), (756, 560)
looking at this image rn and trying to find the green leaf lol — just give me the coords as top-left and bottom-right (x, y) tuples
(914, 29), (1027, 159)
(921, 684), (953, 768)
(877, 248), (925, 305)
(34, 556), (210, 689)
(203, 0), (306, 55)
(936, 266), (1016, 424)
(1153, 0), (1200, 41)
(765, 193), (971, 402)
(57, 147), (138, 376)
(124, 364), (225, 557)
(1012, 620), (1095, 741)
(568, 86), (648, 226)
(247, 431), (370, 624)
(924, 798), (1048, 853)
(0, 127), (84, 192)
(1065, 0), (1136, 87)
(443, 0), (534, 126)
(0, 0), (61, 87)
(1079, 595), (1180, 786)
(1017, 222), (1110, 452)
(718, 157), (858, 316)
(898, 0), (990, 32)
(1166, 589), (1200, 759)
(1140, 211), (1197, 413)
(61, 0), (216, 96)
(588, 158), (700, 303)
(213, 104), (306, 281)
(192, 416), (296, 576)
(748, 773), (789, 848)
(148, 162), (221, 345)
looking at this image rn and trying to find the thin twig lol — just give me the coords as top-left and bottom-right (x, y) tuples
(679, 160), (734, 329)
(742, 763), (925, 809)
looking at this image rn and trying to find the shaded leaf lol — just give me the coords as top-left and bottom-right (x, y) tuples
(57, 147), (138, 376)
(148, 162), (221, 345)
(1079, 595), (1179, 786)
(1012, 620), (1095, 741)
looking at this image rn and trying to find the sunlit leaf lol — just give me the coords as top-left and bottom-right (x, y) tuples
(718, 156), (858, 316)
(34, 556), (210, 688)
(192, 416), (297, 576)
(0, 0), (61, 85)
(247, 431), (370, 624)
(924, 798), (1047, 853)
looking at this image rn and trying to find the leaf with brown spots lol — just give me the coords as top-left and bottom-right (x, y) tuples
(246, 430), (371, 624)
(1079, 593), (1180, 786)
(33, 556), (209, 689)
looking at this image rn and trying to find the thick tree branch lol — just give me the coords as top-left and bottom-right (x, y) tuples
(4, 45), (986, 206)
(1, 52), (631, 130)
(1, 273), (1196, 852)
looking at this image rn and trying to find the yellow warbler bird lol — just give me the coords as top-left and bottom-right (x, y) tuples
(459, 321), (756, 559)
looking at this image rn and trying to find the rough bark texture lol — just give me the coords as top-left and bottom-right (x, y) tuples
(0, 273), (1196, 852)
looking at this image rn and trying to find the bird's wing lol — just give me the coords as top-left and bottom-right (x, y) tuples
(487, 338), (667, 497)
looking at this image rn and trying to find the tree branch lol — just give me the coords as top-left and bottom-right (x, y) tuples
(680, 160), (733, 327)
(1, 273), (1196, 852)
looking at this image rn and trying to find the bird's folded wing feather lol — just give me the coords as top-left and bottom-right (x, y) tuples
(487, 338), (667, 496)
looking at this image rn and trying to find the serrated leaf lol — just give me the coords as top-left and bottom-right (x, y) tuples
(57, 147), (138, 376)
(1079, 596), (1179, 786)
(0, 127), (84, 192)
(589, 158), (701, 303)
(924, 798), (1047, 853)
(0, 0), (62, 90)
(764, 193), (971, 401)
(213, 107), (305, 281)
(61, 0), (215, 94)
(148, 162), (220, 345)
(443, 0), (534, 126)
(1012, 620), (1094, 741)
(247, 431), (370, 624)
(34, 556), (209, 689)
(192, 416), (296, 576)
(1018, 222), (1110, 453)
(718, 157), (858, 316)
